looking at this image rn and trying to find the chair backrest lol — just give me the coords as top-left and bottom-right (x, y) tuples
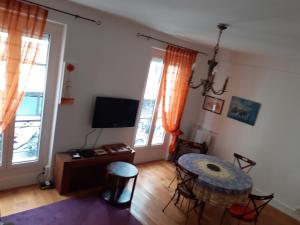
(175, 163), (198, 193)
(172, 139), (208, 162)
(241, 193), (274, 220)
(233, 153), (256, 173)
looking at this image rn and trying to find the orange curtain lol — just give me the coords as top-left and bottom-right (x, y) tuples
(161, 45), (197, 152)
(0, 0), (48, 132)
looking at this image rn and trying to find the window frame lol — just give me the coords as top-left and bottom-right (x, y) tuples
(0, 21), (65, 171)
(133, 49), (169, 150)
(0, 34), (49, 167)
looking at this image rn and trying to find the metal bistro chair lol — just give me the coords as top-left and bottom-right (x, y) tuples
(163, 163), (199, 225)
(220, 193), (274, 225)
(168, 139), (208, 188)
(233, 153), (256, 174)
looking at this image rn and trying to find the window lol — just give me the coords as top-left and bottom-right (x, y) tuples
(0, 134), (2, 166)
(13, 93), (45, 163)
(0, 32), (50, 165)
(134, 56), (166, 148)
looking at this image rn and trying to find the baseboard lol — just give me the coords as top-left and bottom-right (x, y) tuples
(134, 148), (167, 164)
(253, 187), (300, 221)
(0, 170), (40, 191)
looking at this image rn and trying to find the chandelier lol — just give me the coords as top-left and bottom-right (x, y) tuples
(188, 23), (229, 96)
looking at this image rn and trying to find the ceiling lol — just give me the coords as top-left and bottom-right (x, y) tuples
(69, 0), (300, 57)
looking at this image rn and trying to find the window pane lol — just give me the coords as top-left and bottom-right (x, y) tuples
(12, 119), (41, 163)
(0, 62), (6, 91)
(164, 65), (178, 112)
(17, 93), (43, 116)
(0, 133), (3, 166)
(151, 117), (165, 145)
(12, 35), (49, 164)
(134, 58), (163, 147)
(13, 92), (45, 164)
(13, 93), (44, 164)
(0, 33), (7, 92)
(0, 32), (6, 165)
(151, 104), (165, 145)
(135, 118), (151, 146)
(22, 34), (49, 65)
(19, 65), (47, 93)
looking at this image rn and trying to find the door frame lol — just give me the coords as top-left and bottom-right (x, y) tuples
(0, 21), (66, 175)
(133, 48), (170, 163)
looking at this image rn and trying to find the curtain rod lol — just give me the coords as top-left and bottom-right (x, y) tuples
(20, 0), (101, 26)
(136, 33), (208, 56)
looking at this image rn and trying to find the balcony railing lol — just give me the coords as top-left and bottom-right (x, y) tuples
(13, 117), (41, 164)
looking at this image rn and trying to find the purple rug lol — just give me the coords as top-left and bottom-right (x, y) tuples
(3, 196), (142, 225)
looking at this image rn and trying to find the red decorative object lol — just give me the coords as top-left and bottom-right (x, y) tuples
(61, 97), (74, 105)
(61, 62), (75, 105)
(66, 63), (75, 72)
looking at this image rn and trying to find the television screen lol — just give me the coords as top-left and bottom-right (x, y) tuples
(92, 97), (139, 128)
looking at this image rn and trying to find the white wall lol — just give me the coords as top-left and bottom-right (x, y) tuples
(29, 0), (300, 221)
(198, 51), (300, 221)
(1, 0), (299, 222)
(0, 0), (210, 191)
(34, 0), (207, 163)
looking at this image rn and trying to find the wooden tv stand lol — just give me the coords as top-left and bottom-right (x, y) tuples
(53, 145), (135, 194)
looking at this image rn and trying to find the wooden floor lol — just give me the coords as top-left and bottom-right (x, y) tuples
(0, 160), (299, 225)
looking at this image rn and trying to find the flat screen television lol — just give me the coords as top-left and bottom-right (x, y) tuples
(92, 97), (139, 128)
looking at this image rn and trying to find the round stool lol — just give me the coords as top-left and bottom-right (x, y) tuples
(102, 161), (138, 207)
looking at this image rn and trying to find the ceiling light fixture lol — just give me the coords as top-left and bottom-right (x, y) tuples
(188, 23), (230, 96)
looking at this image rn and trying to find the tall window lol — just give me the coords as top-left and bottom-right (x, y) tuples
(0, 134), (2, 166)
(134, 56), (166, 147)
(0, 32), (49, 165)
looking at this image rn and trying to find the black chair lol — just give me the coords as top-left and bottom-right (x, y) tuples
(220, 193), (274, 225)
(172, 139), (208, 162)
(163, 163), (199, 225)
(168, 139), (208, 188)
(233, 153), (256, 173)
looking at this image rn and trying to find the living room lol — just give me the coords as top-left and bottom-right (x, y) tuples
(0, 0), (299, 225)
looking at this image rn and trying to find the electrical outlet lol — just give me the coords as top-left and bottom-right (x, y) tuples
(43, 165), (50, 178)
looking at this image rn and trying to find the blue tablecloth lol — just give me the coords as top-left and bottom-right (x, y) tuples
(178, 153), (252, 196)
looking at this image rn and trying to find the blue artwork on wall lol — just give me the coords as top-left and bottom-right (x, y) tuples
(227, 96), (261, 126)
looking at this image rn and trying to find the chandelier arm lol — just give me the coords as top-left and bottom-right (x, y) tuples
(188, 68), (206, 89)
(202, 86), (210, 96)
(188, 80), (205, 89)
(211, 74), (229, 95)
(211, 85), (226, 95)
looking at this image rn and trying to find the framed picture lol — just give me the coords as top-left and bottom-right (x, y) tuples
(227, 96), (261, 126)
(202, 95), (224, 115)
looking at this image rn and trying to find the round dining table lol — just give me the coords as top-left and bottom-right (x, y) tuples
(178, 153), (253, 222)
